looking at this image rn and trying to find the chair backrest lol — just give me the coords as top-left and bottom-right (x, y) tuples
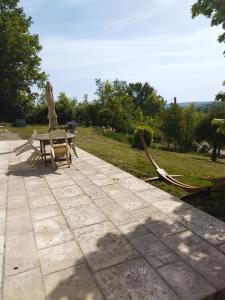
(49, 129), (69, 147)
(29, 130), (37, 144)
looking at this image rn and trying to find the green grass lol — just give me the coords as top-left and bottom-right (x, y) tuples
(6, 124), (225, 221)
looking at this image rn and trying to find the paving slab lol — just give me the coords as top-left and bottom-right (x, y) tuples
(44, 264), (103, 300)
(163, 231), (225, 292)
(171, 207), (225, 245)
(5, 232), (39, 276)
(58, 194), (92, 209)
(51, 184), (84, 200)
(33, 216), (73, 249)
(31, 205), (61, 221)
(4, 269), (45, 300)
(39, 240), (84, 274)
(82, 184), (107, 199)
(62, 203), (107, 229)
(101, 183), (132, 199)
(114, 194), (149, 211)
(73, 221), (139, 271)
(158, 260), (216, 300)
(95, 197), (135, 225)
(130, 233), (179, 268)
(95, 258), (179, 300)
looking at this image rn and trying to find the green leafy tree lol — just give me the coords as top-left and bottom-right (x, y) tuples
(162, 104), (183, 150)
(55, 92), (76, 124)
(196, 102), (225, 160)
(192, 0), (225, 102)
(181, 104), (200, 150)
(192, 0), (225, 46)
(0, 0), (46, 121)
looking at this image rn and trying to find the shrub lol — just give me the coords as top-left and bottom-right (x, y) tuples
(131, 125), (153, 149)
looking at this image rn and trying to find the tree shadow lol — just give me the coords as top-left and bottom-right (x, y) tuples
(46, 197), (225, 300)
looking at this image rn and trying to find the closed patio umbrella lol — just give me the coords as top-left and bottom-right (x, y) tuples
(45, 81), (58, 131)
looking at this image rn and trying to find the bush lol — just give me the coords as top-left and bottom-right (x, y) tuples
(131, 125), (153, 149)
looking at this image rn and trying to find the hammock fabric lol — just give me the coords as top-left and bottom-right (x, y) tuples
(139, 133), (225, 193)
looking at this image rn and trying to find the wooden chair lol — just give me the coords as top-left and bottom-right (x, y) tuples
(26, 145), (42, 165)
(49, 130), (71, 169)
(70, 130), (78, 158)
(14, 130), (37, 155)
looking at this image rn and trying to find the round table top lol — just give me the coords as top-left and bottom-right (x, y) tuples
(35, 132), (75, 141)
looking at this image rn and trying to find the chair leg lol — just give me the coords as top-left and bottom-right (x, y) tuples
(71, 139), (78, 158)
(66, 153), (70, 168)
(51, 153), (56, 169)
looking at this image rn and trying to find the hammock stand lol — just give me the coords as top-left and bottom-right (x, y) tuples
(139, 133), (225, 197)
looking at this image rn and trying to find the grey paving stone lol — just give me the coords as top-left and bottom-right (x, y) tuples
(0, 236), (4, 255)
(101, 183), (132, 199)
(171, 207), (225, 245)
(6, 207), (32, 236)
(47, 178), (74, 189)
(39, 240), (84, 275)
(158, 260), (216, 300)
(4, 268), (45, 300)
(0, 210), (6, 235)
(31, 205), (61, 221)
(108, 171), (132, 180)
(51, 184), (83, 200)
(27, 187), (51, 198)
(63, 203), (107, 229)
(44, 264), (103, 300)
(219, 243), (225, 254)
(95, 258), (179, 300)
(87, 173), (108, 180)
(28, 193), (56, 209)
(7, 193), (28, 209)
(73, 177), (92, 187)
(162, 230), (203, 249)
(95, 197), (135, 225)
(33, 216), (73, 249)
(163, 232), (225, 291)
(0, 194), (7, 210)
(114, 194), (149, 211)
(74, 221), (138, 271)
(117, 221), (150, 239)
(151, 198), (191, 214)
(58, 195), (92, 209)
(146, 217), (186, 238)
(98, 166), (120, 175)
(0, 255), (2, 288)
(93, 178), (114, 186)
(136, 188), (175, 203)
(118, 177), (150, 192)
(82, 184), (107, 199)
(5, 232), (39, 276)
(130, 233), (179, 268)
(131, 206), (168, 224)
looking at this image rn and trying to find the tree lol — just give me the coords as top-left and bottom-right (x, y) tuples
(0, 0), (46, 121)
(161, 103), (183, 150)
(181, 104), (200, 150)
(55, 93), (76, 124)
(196, 102), (225, 161)
(192, 0), (225, 47)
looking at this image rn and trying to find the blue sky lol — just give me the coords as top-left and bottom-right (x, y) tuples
(21, 0), (225, 102)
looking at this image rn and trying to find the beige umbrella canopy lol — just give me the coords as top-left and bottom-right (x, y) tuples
(45, 81), (58, 132)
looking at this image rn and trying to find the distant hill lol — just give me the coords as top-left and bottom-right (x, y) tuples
(165, 101), (213, 109)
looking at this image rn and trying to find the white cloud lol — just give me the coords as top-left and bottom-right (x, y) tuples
(39, 26), (224, 101)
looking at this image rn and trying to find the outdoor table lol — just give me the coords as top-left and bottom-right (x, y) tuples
(35, 132), (75, 165)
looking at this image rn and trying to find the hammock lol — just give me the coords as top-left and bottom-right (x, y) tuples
(139, 133), (225, 193)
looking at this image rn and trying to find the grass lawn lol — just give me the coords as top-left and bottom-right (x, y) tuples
(6, 124), (225, 221)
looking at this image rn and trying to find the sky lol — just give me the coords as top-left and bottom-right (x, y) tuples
(20, 0), (225, 102)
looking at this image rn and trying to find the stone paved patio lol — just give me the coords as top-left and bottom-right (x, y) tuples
(1, 140), (225, 300)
